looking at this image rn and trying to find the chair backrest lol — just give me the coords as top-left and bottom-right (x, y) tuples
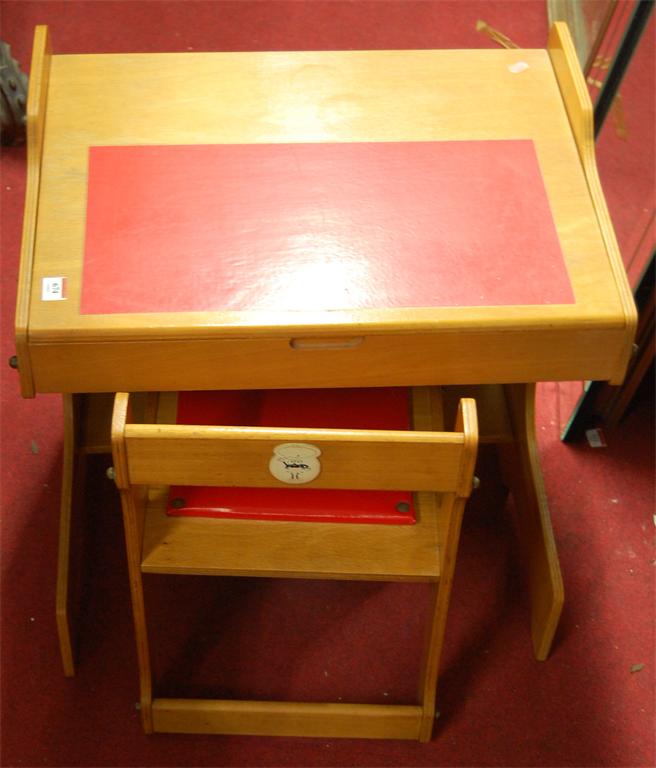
(110, 391), (478, 498)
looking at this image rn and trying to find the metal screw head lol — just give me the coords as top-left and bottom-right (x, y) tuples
(171, 497), (186, 510)
(106, 466), (116, 481)
(8, 355), (18, 369)
(396, 501), (411, 514)
(472, 476), (481, 491)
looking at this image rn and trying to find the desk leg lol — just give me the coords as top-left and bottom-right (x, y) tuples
(499, 383), (564, 661)
(56, 394), (87, 677)
(55, 392), (153, 677)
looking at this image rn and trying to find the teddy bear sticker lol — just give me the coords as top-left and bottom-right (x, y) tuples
(269, 442), (322, 484)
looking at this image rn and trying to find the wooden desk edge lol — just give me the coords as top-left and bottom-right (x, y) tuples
(547, 22), (637, 385)
(15, 24), (51, 399)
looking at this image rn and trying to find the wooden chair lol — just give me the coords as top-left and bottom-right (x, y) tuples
(110, 386), (478, 741)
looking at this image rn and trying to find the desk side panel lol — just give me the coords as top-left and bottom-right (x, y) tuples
(548, 22), (637, 383)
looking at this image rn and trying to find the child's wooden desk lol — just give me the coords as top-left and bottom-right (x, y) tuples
(15, 25), (635, 672)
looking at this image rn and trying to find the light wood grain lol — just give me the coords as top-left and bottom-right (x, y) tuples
(141, 488), (442, 580)
(151, 699), (423, 739)
(20, 37), (635, 393)
(548, 21), (637, 384)
(118, 485), (153, 732)
(55, 391), (154, 677)
(28, 324), (631, 394)
(14, 25), (51, 398)
(498, 384), (564, 660)
(76, 392), (153, 453)
(416, 398), (476, 741)
(55, 394), (80, 676)
(442, 385), (513, 443)
(454, 399), (479, 498)
(124, 423), (464, 491)
(110, 393), (130, 490)
(135, 389), (478, 580)
(77, 393), (114, 453)
(418, 496), (468, 741)
(113, 387), (478, 739)
(110, 392), (153, 731)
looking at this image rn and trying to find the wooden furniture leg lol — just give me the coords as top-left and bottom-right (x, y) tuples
(499, 383), (564, 661)
(56, 394), (85, 677)
(417, 493), (468, 741)
(56, 392), (138, 676)
(442, 384), (563, 659)
(118, 483), (154, 733)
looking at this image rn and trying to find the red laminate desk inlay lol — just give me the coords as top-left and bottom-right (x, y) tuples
(81, 141), (574, 314)
(168, 388), (416, 524)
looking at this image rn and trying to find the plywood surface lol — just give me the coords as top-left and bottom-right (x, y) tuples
(141, 488), (441, 579)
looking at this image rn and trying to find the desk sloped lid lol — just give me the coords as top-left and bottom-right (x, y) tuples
(81, 140), (574, 315)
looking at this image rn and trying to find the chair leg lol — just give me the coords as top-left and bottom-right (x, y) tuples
(417, 495), (466, 742)
(130, 571), (154, 733)
(119, 486), (154, 733)
(417, 582), (441, 741)
(498, 383), (564, 661)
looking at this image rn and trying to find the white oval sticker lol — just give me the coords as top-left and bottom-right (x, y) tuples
(269, 442), (322, 485)
(508, 61), (529, 74)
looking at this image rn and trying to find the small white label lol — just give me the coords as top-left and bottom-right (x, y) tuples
(508, 61), (530, 74)
(42, 277), (66, 301)
(269, 442), (322, 484)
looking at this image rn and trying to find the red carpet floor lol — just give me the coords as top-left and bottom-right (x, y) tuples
(1, 3), (654, 766)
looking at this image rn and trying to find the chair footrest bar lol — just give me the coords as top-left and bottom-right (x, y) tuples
(151, 698), (423, 739)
